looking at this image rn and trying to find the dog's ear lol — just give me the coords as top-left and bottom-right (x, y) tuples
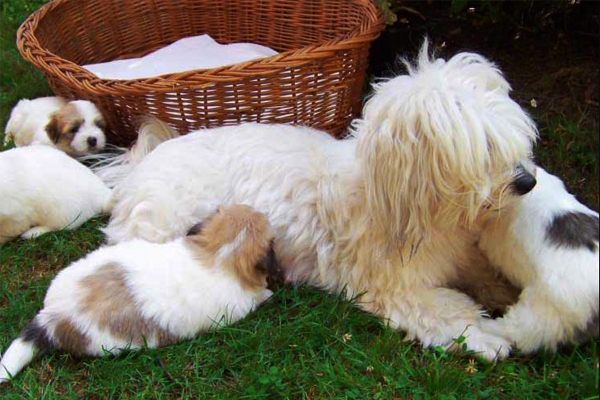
(45, 113), (61, 144)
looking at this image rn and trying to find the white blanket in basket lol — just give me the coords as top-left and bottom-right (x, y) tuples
(83, 35), (279, 80)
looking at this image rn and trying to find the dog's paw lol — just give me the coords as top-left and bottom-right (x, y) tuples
(20, 226), (52, 240)
(450, 325), (511, 362)
(479, 318), (511, 341)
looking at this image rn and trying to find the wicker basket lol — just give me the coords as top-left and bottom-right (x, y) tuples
(17, 0), (384, 145)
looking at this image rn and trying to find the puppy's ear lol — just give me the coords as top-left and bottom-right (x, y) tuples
(231, 238), (272, 292)
(45, 113), (61, 144)
(256, 240), (283, 291)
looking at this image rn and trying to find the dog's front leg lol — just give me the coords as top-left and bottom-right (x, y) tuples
(478, 167), (599, 353)
(366, 287), (511, 361)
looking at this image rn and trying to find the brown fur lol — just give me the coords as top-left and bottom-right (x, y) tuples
(53, 318), (90, 357)
(450, 246), (521, 317)
(79, 263), (179, 348)
(44, 103), (83, 154)
(186, 205), (275, 292)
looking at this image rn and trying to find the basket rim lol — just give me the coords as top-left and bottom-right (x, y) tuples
(16, 0), (384, 96)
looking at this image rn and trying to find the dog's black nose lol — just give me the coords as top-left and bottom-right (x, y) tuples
(513, 170), (537, 195)
(87, 137), (97, 147)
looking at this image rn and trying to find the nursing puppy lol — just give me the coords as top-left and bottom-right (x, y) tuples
(0, 146), (111, 245)
(479, 167), (599, 352)
(97, 41), (539, 361)
(4, 96), (106, 156)
(0, 205), (276, 384)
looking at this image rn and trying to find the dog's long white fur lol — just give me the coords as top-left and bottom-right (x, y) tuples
(92, 42), (596, 360)
(88, 117), (179, 188)
(0, 146), (112, 244)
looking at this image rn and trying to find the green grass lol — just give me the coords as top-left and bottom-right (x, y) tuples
(1, 227), (598, 399)
(0, 0), (52, 140)
(0, 1), (598, 399)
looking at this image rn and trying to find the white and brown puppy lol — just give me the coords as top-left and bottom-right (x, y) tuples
(4, 96), (106, 156)
(479, 167), (599, 353)
(0, 146), (112, 245)
(0, 205), (277, 384)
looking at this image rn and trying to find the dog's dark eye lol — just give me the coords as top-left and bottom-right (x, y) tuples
(69, 125), (80, 134)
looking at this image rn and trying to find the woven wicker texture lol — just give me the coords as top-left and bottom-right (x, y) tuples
(17, 0), (384, 144)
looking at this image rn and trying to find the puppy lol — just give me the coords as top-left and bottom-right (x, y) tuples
(4, 97), (106, 156)
(479, 167), (599, 352)
(0, 204), (277, 384)
(0, 146), (111, 244)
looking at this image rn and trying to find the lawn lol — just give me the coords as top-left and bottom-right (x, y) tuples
(1, 1), (598, 399)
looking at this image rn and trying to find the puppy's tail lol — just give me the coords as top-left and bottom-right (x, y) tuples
(88, 116), (180, 188)
(0, 317), (52, 385)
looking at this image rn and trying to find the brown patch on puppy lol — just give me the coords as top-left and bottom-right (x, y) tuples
(186, 205), (276, 292)
(44, 103), (84, 154)
(79, 263), (179, 348)
(53, 318), (90, 357)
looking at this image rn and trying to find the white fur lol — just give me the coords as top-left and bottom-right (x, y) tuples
(4, 97), (106, 156)
(88, 116), (179, 188)
(0, 236), (272, 384)
(0, 146), (112, 244)
(98, 42), (540, 361)
(479, 167), (599, 352)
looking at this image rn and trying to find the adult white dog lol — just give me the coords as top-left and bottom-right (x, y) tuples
(0, 146), (111, 244)
(4, 97), (106, 157)
(97, 43), (597, 360)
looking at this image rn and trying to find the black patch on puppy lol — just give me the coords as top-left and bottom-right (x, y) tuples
(20, 317), (55, 354)
(546, 212), (599, 252)
(187, 209), (222, 236)
(256, 240), (284, 290)
(187, 222), (205, 236)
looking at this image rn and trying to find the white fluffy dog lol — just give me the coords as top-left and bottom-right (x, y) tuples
(4, 97), (106, 156)
(0, 146), (111, 244)
(479, 167), (599, 352)
(0, 205), (277, 384)
(97, 43), (549, 361)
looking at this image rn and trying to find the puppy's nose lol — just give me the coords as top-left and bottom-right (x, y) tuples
(87, 137), (97, 147)
(513, 171), (537, 195)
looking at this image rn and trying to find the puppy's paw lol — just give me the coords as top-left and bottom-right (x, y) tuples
(451, 325), (511, 362)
